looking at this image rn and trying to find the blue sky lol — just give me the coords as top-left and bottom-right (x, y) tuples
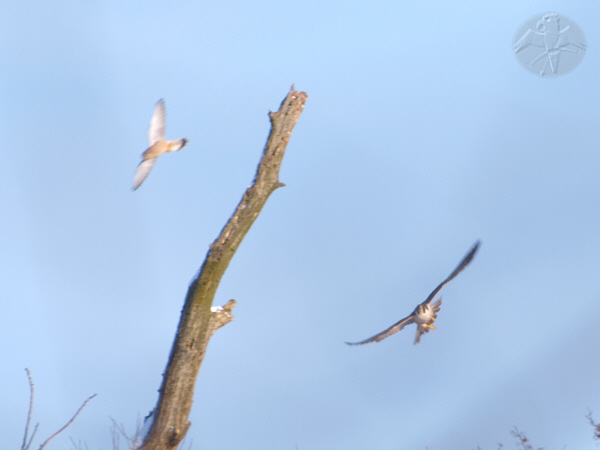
(1, 1), (599, 449)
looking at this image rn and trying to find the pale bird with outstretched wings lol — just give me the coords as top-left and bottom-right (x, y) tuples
(133, 99), (188, 190)
(346, 241), (480, 345)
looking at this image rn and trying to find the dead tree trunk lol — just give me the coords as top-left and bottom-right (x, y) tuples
(140, 87), (308, 450)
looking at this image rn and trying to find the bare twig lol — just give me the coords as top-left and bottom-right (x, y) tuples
(110, 418), (130, 450)
(69, 437), (89, 450)
(110, 420), (122, 450)
(511, 427), (543, 450)
(110, 415), (153, 450)
(25, 424), (39, 450)
(587, 409), (600, 440)
(22, 368), (39, 450)
(38, 394), (97, 450)
(140, 87), (307, 450)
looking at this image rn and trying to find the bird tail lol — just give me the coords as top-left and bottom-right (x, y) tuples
(414, 323), (436, 344)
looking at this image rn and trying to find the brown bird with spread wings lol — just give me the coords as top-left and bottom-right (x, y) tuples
(346, 241), (480, 345)
(133, 99), (188, 190)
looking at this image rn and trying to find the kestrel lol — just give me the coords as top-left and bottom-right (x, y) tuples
(133, 99), (188, 190)
(346, 241), (480, 346)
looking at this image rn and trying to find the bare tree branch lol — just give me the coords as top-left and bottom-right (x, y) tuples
(38, 394), (97, 450)
(21, 369), (96, 450)
(21, 368), (39, 450)
(140, 87), (307, 450)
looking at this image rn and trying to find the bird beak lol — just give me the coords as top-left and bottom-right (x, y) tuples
(425, 324), (437, 330)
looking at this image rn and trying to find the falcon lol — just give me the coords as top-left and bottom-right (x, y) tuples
(133, 99), (188, 190)
(346, 241), (480, 345)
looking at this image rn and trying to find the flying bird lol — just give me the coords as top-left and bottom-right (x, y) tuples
(133, 99), (188, 190)
(346, 241), (480, 346)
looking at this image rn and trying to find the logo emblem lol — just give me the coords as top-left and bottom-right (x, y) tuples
(513, 12), (586, 77)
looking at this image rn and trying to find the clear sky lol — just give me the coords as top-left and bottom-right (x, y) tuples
(1, 1), (599, 449)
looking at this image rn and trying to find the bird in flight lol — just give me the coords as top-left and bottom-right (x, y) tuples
(133, 99), (188, 190)
(346, 241), (480, 346)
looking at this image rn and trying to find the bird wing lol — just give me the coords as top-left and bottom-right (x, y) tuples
(148, 99), (166, 145)
(345, 313), (415, 345)
(422, 241), (480, 306)
(133, 158), (157, 190)
(513, 29), (545, 52)
(558, 25), (587, 51)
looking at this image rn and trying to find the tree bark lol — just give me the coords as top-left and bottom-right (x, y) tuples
(140, 87), (308, 450)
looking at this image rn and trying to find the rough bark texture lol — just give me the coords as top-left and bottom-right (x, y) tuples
(140, 87), (307, 450)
